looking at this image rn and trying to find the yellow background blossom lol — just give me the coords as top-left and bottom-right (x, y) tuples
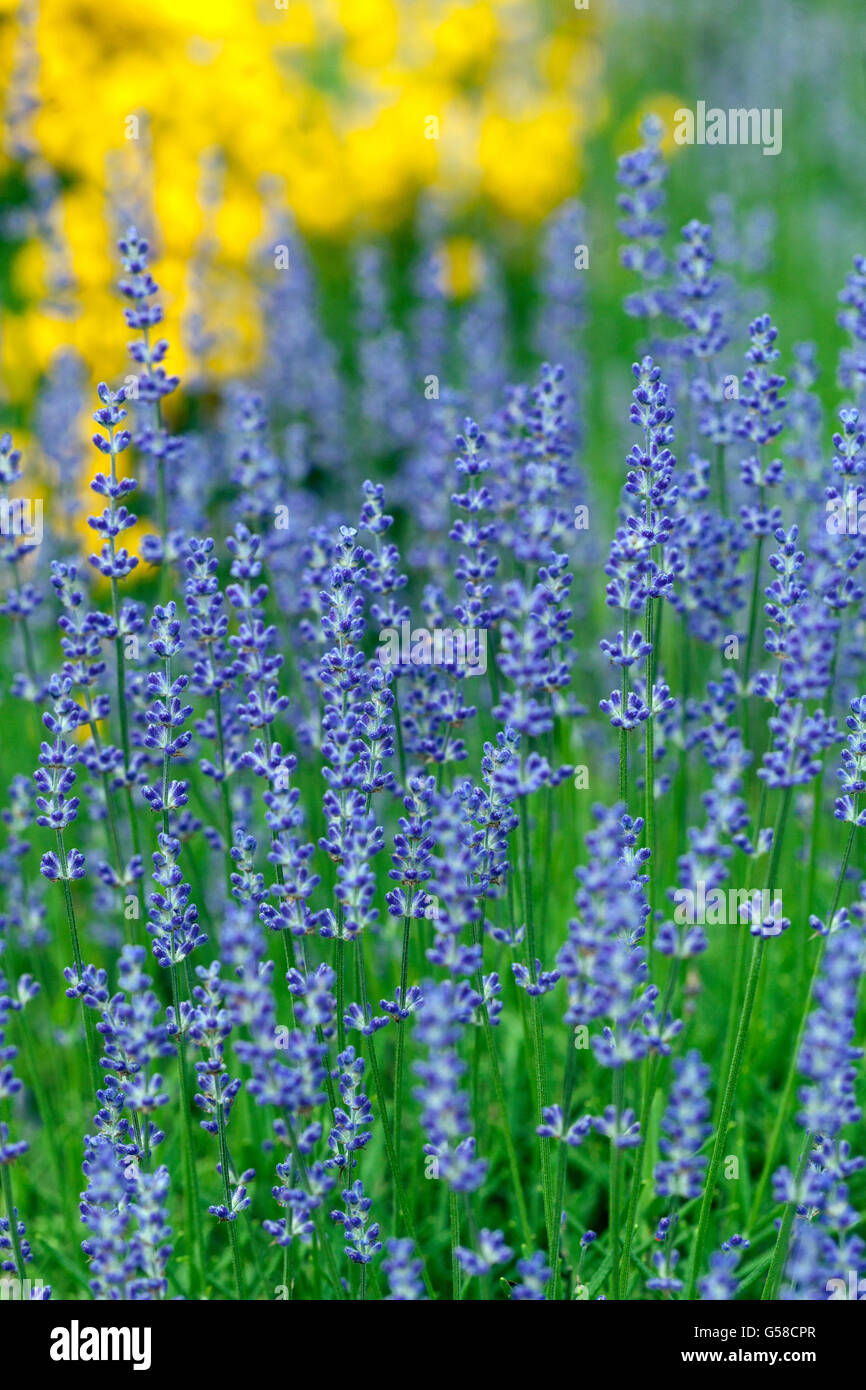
(0, 0), (604, 403)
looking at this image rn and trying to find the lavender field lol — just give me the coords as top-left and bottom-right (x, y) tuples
(1, 0), (865, 1317)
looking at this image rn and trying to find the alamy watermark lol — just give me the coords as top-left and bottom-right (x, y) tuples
(674, 102), (782, 157)
(827, 1272), (866, 1300)
(0, 496), (43, 545)
(673, 881), (784, 934)
(827, 489), (866, 535)
(49, 1320), (152, 1370)
(377, 621), (487, 676)
(0, 1276), (47, 1299)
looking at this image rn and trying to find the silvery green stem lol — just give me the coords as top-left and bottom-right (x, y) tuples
(686, 786), (791, 1299)
(55, 829), (100, 1094)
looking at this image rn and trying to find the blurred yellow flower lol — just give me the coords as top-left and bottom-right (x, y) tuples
(0, 0), (602, 402)
(339, 0), (399, 69)
(432, 2), (499, 83)
(442, 234), (481, 298)
(480, 103), (579, 221)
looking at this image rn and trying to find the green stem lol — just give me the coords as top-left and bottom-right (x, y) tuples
(215, 1091), (246, 1299)
(393, 913), (412, 1227)
(161, 656), (171, 840)
(14, 1008), (75, 1241)
(84, 709), (126, 884)
(715, 783), (768, 1126)
(171, 964), (204, 1299)
(214, 687), (234, 893)
(450, 1188), (462, 1301)
(761, 1136), (811, 1300)
(141, 324), (170, 604)
(357, 951), (436, 1299)
(676, 613), (690, 857)
(103, 418), (144, 892)
(714, 917), (747, 1129)
(336, 933), (345, 1056)
(686, 786), (792, 1299)
(550, 1038), (576, 1298)
(741, 528), (765, 741)
(393, 682), (407, 788)
(644, 466), (658, 945)
(14, 587), (38, 688)
(520, 797), (555, 1259)
(619, 960), (680, 1297)
(284, 1116), (346, 1300)
(0, 1164), (26, 1283)
(539, 722), (555, 963)
(620, 608), (630, 806)
(55, 830), (101, 1094)
(644, 589), (656, 953)
(802, 637), (840, 996)
(609, 1067), (624, 1299)
(747, 813), (859, 1227)
(470, 916), (533, 1249)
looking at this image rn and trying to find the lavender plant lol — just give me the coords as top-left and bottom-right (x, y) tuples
(2, 112), (866, 1314)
